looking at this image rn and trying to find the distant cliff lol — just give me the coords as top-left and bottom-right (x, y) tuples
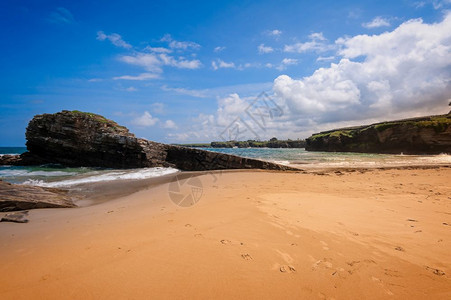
(306, 114), (451, 154)
(182, 139), (306, 148)
(1, 110), (297, 171)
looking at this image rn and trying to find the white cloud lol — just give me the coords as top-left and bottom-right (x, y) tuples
(125, 87), (137, 92)
(119, 52), (201, 73)
(158, 53), (202, 69)
(131, 111), (159, 127)
(316, 56), (335, 62)
(120, 53), (162, 72)
(267, 29), (282, 36)
(276, 58), (299, 70)
(113, 73), (160, 80)
(216, 93), (250, 126)
(433, 0), (451, 9)
(161, 85), (208, 98)
(362, 16), (391, 28)
(145, 46), (172, 53)
(214, 46), (226, 52)
(163, 120), (178, 129)
(284, 32), (332, 53)
(97, 31), (132, 49)
(258, 44), (274, 54)
(48, 7), (74, 24)
(273, 13), (451, 130)
(212, 59), (236, 70)
(309, 32), (326, 41)
(413, 1), (426, 8)
(166, 14), (451, 142)
(161, 34), (200, 50)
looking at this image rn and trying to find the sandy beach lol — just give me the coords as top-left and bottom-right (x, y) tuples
(1, 167), (450, 299)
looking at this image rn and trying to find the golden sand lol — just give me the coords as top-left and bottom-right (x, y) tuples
(1, 168), (450, 299)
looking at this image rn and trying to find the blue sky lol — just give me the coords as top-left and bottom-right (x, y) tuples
(1, 0), (450, 145)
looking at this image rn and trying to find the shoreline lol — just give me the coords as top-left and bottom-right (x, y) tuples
(1, 167), (450, 298)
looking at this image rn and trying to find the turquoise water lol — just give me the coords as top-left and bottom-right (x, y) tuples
(0, 147), (178, 186)
(0, 147), (450, 186)
(0, 147), (26, 155)
(200, 147), (451, 169)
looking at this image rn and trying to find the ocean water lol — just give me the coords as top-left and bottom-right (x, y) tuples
(0, 147), (450, 187)
(0, 147), (179, 187)
(200, 147), (451, 169)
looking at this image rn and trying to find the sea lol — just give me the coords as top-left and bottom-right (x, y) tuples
(1, 146), (450, 188)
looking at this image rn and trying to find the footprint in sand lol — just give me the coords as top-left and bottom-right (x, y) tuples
(241, 253), (253, 260)
(406, 219), (418, 222)
(184, 224), (192, 228)
(320, 241), (330, 250)
(425, 266), (445, 276)
(194, 233), (203, 238)
(279, 265), (296, 273)
(394, 246), (405, 252)
(220, 239), (231, 245)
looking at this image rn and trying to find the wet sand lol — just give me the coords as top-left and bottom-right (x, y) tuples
(0, 167), (450, 299)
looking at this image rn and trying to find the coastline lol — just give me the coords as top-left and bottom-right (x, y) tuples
(1, 167), (450, 299)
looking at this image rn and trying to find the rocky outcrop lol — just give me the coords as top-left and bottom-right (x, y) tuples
(306, 114), (451, 154)
(208, 139), (306, 148)
(4, 110), (296, 171)
(0, 180), (75, 212)
(165, 145), (294, 171)
(25, 110), (169, 168)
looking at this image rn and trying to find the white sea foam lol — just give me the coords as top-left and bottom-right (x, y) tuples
(23, 167), (179, 188)
(0, 169), (74, 177)
(272, 160), (291, 165)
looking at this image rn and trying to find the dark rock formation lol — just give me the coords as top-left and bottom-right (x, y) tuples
(0, 180), (75, 212)
(207, 139), (306, 148)
(165, 145), (295, 171)
(1, 211), (29, 223)
(25, 110), (168, 168)
(306, 114), (451, 154)
(4, 110), (296, 171)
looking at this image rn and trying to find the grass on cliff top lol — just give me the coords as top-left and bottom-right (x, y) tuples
(69, 110), (128, 131)
(309, 114), (451, 140)
(374, 115), (451, 133)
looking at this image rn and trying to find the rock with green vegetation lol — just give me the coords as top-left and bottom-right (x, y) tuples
(3, 110), (297, 171)
(207, 139), (305, 148)
(306, 113), (451, 154)
(24, 110), (168, 168)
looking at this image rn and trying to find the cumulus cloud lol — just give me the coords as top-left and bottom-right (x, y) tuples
(120, 53), (162, 73)
(119, 52), (201, 73)
(284, 32), (332, 53)
(161, 34), (200, 50)
(274, 13), (451, 130)
(212, 59), (236, 70)
(131, 111), (159, 127)
(97, 31), (132, 49)
(267, 29), (282, 36)
(163, 120), (178, 129)
(258, 44), (274, 54)
(276, 58), (299, 70)
(362, 16), (391, 28)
